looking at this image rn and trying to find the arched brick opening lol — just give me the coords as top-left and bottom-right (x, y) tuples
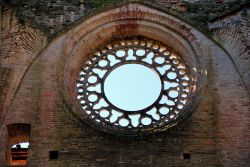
(60, 3), (207, 135)
(0, 1), (249, 166)
(6, 123), (31, 166)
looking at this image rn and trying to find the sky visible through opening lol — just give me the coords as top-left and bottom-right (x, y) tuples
(104, 64), (162, 111)
(12, 142), (29, 148)
(77, 46), (189, 127)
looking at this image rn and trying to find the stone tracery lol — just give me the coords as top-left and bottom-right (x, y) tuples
(76, 38), (194, 134)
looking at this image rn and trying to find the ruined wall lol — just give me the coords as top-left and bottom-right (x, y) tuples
(152, 0), (186, 11)
(2, 0), (245, 35)
(0, 6), (46, 166)
(0, 1), (249, 167)
(209, 8), (250, 92)
(2, 0), (188, 35)
(0, 6), (45, 125)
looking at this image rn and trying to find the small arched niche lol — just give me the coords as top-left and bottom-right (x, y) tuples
(6, 123), (31, 166)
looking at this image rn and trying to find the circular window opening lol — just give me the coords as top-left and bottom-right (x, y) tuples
(76, 38), (194, 135)
(103, 63), (162, 111)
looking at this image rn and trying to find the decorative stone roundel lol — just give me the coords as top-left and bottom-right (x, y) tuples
(76, 38), (193, 135)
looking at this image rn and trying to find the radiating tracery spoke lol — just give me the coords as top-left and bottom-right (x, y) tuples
(76, 38), (192, 132)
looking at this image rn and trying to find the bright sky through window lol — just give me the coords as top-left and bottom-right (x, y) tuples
(76, 38), (192, 134)
(12, 142), (29, 148)
(104, 64), (162, 111)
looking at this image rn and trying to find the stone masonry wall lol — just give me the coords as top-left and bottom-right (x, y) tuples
(0, 1), (249, 167)
(1, 0), (246, 36)
(152, 0), (186, 11)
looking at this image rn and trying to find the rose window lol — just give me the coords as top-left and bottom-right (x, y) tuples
(76, 38), (194, 135)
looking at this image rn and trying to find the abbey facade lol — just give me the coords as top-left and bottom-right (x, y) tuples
(0, 0), (249, 166)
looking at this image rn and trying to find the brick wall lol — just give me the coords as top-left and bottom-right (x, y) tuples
(209, 8), (250, 93)
(0, 6), (46, 129)
(0, 1), (249, 167)
(0, 7), (45, 165)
